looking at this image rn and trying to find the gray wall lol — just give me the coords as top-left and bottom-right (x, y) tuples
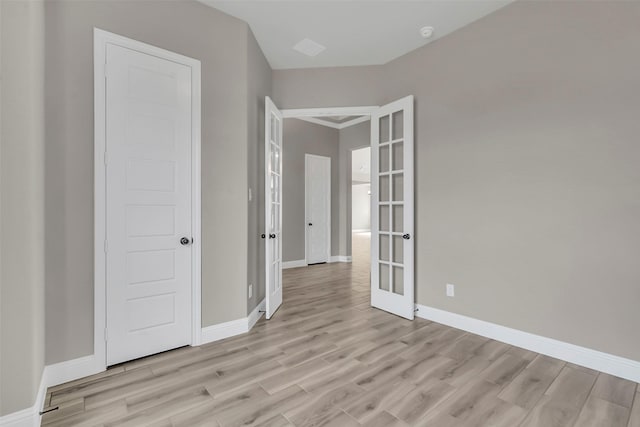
(352, 184), (371, 231)
(43, 0), (256, 364)
(247, 31), (272, 313)
(282, 119), (340, 263)
(337, 122), (371, 258)
(274, 1), (640, 361)
(0, 0), (46, 415)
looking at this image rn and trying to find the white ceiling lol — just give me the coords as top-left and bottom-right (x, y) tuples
(200, 0), (514, 70)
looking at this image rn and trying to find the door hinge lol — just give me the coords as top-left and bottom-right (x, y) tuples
(104, 240), (108, 253)
(104, 62), (108, 79)
(104, 151), (108, 166)
(104, 328), (108, 342)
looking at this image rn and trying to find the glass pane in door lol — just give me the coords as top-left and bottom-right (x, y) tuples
(392, 110), (403, 140)
(380, 234), (390, 261)
(380, 205), (390, 232)
(380, 264), (390, 291)
(392, 142), (403, 171)
(379, 115), (390, 143)
(392, 205), (403, 232)
(392, 174), (403, 202)
(392, 236), (403, 263)
(392, 267), (404, 295)
(379, 145), (390, 173)
(379, 176), (390, 201)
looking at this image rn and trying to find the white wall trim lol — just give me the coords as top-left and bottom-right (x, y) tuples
(93, 28), (203, 369)
(415, 304), (640, 383)
(297, 116), (341, 129)
(282, 106), (379, 119)
(201, 299), (266, 345)
(201, 319), (248, 344)
(248, 299), (266, 330)
(1, 296), (267, 425)
(330, 255), (352, 263)
(282, 259), (307, 269)
(0, 406), (40, 427)
(296, 115), (370, 130)
(42, 355), (103, 390)
(340, 115), (370, 129)
(0, 353), (106, 426)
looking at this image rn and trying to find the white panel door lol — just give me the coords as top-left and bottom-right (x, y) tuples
(106, 43), (192, 365)
(305, 154), (331, 264)
(371, 96), (414, 320)
(265, 97), (283, 319)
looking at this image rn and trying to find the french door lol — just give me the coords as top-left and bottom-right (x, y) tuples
(371, 96), (415, 320)
(265, 97), (283, 319)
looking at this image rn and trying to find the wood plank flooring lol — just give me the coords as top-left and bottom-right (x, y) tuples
(43, 233), (640, 426)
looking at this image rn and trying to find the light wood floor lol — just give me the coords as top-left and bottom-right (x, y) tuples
(43, 233), (640, 426)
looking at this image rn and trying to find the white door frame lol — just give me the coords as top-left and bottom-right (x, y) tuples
(304, 154), (331, 264)
(94, 28), (202, 370)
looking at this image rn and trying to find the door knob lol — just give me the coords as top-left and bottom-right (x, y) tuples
(402, 233), (411, 240)
(261, 234), (266, 239)
(180, 237), (192, 245)
(308, 223), (313, 226)
(269, 233), (276, 239)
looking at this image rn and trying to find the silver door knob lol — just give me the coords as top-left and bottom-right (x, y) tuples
(180, 237), (192, 245)
(402, 234), (411, 240)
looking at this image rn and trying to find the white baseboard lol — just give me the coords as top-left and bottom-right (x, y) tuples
(201, 318), (248, 344)
(248, 299), (266, 330)
(201, 298), (266, 345)
(415, 304), (640, 383)
(282, 259), (307, 269)
(0, 402), (41, 427)
(1, 301), (271, 425)
(0, 353), (106, 426)
(43, 354), (103, 390)
(283, 257), (352, 268)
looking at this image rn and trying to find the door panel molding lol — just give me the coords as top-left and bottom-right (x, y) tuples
(94, 28), (201, 370)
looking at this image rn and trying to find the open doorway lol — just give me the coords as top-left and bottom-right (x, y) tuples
(351, 147), (371, 268)
(265, 98), (415, 320)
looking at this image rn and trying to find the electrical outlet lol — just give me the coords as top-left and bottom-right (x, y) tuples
(248, 283), (253, 299)
(446, 283), (455, 297)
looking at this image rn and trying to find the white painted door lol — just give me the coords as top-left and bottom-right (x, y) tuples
(265, 97), (283, 319)
(371, 96), (414, 320)
(305, 154), (331, 264)
(105, 43), (193, 365)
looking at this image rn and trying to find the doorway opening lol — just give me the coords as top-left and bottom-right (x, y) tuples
(265, 99), (414, 320)
(351, 146), (371, 268)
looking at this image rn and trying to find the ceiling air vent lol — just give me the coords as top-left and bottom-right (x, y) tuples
(293, 38), (326, 57)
